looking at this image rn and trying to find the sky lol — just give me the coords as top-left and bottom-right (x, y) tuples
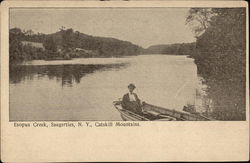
(10, 8), (195, 48)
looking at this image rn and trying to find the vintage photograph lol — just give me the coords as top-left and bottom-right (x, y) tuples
(9, 7), (246, 121)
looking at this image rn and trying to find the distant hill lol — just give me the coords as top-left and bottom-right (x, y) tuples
(146, 42), (196, 56)
(35, 28), (144, 57)
(9, 28), (145, 63)
(147, 44), (173, 54)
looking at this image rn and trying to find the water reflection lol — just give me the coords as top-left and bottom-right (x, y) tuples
(9, 55), (245, 121)
(10, 63), (127, 87)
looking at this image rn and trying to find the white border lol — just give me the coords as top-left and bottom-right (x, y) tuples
(1, 1), (249, 162)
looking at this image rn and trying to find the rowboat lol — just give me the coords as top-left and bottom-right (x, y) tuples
(113, 100), (211, 121)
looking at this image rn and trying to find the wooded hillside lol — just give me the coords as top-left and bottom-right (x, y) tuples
(9, 27), (144, 63)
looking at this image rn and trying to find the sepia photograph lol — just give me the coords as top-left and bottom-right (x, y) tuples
(9, 6), (247, 121)
(1, 1), (249, 162)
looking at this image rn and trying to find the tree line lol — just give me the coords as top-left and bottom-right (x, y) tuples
(146, 42), (196, 56)
(186, 8), (246, 120)
(9, 27), (143, 64)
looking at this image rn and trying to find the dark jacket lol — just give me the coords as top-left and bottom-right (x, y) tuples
(121, 93), (141, 109)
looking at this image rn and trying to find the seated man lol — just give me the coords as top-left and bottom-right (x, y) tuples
(121, 83), (143, 115)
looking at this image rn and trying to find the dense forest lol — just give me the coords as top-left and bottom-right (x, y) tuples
(9, 27), (144, 64)
(186, 8), (246, 120)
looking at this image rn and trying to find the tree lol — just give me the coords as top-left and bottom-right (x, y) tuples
(60, 26), (66, 31)
(26, 29), (34, 36)
(61, 28), (75, 52)
(10, 28), (23, 35)
(186, 8), (215, 37)
(43, 36), (57, 54)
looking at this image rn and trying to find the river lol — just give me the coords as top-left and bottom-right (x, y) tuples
(10, 54), (209, 121)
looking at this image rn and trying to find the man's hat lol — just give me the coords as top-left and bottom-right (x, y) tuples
(128, 83), (136, 89)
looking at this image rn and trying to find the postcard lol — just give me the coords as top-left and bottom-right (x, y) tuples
(1, 0), (249, 162)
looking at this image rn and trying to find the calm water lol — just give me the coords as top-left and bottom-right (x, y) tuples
(10, 55), (208, 121)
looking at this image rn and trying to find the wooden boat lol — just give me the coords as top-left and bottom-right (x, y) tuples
(113, 100), (211, 121)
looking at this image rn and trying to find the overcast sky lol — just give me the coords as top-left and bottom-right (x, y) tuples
(10, 8), (195, 48)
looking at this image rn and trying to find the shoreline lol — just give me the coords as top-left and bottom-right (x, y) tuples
(10, 53), (191, 66)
